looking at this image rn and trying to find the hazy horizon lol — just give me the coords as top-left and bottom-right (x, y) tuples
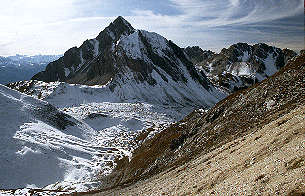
(0, 0), (304, 56)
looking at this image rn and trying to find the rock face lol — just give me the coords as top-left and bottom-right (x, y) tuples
(184, 46), (214, 65)
(32, 16), (135, 84)
(194, 43), (297, 92)
(32, 16), (224, 108)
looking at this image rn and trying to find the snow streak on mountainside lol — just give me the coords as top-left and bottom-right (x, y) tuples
(32, 16), (225, 109)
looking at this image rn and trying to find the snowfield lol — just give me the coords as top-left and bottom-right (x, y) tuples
(0, 83), (190, 194)
(0, 84), (99, 190)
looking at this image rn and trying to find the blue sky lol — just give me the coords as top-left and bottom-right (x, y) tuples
(0, 0), (303, 56)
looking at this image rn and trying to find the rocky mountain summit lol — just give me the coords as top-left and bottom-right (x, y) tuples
(187, 43), (297, 93)
(32, 16), (224, 108)
(32, 16), (206, 87)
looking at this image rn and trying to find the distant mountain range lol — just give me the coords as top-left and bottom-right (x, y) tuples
(0, 54), (62, 84)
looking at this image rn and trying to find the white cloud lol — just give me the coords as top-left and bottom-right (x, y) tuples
(126, 0), (303, 51)
(0, 0), (114, 56)
(169, 0), (304, 27)
(0, 0), (76, 26)
(0, 0), (303, 56)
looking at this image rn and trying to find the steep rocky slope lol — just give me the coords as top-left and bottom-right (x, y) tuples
(91, 51), (304, 195)
(97, 106), (304, 195)
(194, 43), (297, 92)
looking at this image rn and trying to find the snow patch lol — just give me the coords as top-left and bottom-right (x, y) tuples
(80, 50), (84, 65)
(64, 68), (70, 77)
(239, 51), (250, 61)
(106, 29), (115, 40)
(265, 99), (276, 110)
(119, 30), (144, 59)
(231, 62), (253, 76)
(16, 146), (41, 156)
(263, 53), (278, 76)
(140, 30), (169, 57)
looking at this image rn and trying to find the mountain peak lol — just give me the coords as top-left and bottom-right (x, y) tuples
(111, 16), (134, 31)
(114, 16), (128, 23)
(95, 16), (135, 42)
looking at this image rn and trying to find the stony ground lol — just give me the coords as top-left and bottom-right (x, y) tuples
(93, 105), (305, 195)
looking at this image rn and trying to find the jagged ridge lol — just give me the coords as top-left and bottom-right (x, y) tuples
(190, 43), (297, 92)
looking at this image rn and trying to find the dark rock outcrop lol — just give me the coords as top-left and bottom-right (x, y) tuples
(184, 46), (214, 65)
(32, 16), (135, 85)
